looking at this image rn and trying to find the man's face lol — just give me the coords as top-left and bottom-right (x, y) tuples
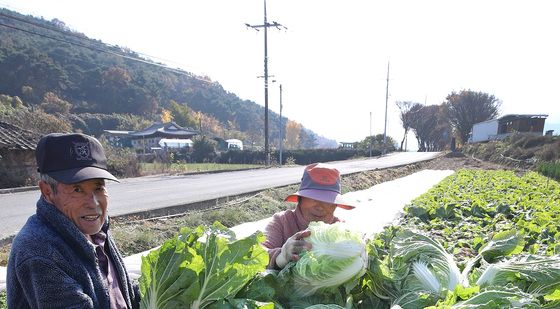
(50, 179), (109, 236)
(298, 196), (337, 224)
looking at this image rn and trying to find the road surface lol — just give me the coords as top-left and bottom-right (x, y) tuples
(0, 152), (440, 240)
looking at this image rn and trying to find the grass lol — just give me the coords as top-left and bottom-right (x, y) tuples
(139, 162), (263, 176)
(111, 186), (296, 256)
(538, 161), (560, 181)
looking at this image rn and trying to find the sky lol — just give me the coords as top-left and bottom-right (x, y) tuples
(1, 0), (559, 149)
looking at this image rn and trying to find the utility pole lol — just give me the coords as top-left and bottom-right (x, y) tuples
(382, 61), (390, 155)
(245, 0), (286, 165)
(279, 84), (283, 165)
(369, 111), (372, 157)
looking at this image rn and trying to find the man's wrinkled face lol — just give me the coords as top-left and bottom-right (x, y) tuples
(49, 179), (109, 236)
(298, 196), (337, 224)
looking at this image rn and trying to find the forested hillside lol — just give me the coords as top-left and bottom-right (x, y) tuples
(0, 8), (335, 148)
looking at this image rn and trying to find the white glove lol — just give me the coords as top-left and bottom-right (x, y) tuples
(276, 230), (312, 269)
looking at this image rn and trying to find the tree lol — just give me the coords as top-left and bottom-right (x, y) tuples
(160, 108), (173, 122)
(39, 92), (72, 114)
(357, 134), (396, 153)
(284, 120), (302, 150)
(407, 104), (451, 151)
(396, 101), (415, 151)
(299, 128), (318, 149)
(445, 90), (501, 144)
(168, 100), (197, 128)
(191, 136), (216, 163)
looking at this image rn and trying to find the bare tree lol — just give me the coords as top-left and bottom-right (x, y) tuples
(407, 104), (451, 151)
(444, 90), (501, 144)
(395, 101), (415, 151)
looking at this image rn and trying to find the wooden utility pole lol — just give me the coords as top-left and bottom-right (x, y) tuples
(383, 61), (390, 155)
(245, 0), (286, 165)
(279, 84), (283, 165)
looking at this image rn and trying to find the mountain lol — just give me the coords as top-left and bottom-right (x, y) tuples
(0, 8), (337, 149)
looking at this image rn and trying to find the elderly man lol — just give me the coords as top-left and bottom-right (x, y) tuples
(262, 162), (357, 269)
(7, 133), (139, 308)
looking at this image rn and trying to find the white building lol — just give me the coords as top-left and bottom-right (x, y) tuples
(470, 114), (548, 143)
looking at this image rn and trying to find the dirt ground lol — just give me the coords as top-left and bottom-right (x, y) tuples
(420, 152), (511, 171)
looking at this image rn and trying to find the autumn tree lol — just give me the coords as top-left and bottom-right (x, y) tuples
(395, 100), (415, 151)
(199, 112), (224, 137)
(161, 108), (173, 123)
(284, 120), (302, 149)
(168, 100), (197, 128)
(444, 90), (501, 144)
(39, 92), (72, 114)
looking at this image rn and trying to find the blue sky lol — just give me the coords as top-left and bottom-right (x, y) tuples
(1, 0), (559, 146)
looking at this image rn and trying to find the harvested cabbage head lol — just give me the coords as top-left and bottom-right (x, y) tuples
(292, 221), (368, 296)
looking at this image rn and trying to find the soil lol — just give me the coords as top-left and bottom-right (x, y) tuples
(0, 153), (519, 266)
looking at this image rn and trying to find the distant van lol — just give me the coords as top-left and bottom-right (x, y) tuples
(226, 139), (243, 150)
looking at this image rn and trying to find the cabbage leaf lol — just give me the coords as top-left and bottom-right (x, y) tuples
(292, 221), (368, 297)
(139, 222), (269, 309)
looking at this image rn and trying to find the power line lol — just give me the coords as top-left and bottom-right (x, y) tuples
(0, 12), (212, 83)
(0, 10), (196, 73)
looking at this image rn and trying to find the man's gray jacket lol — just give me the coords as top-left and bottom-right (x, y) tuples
(7, 196), (139, 308)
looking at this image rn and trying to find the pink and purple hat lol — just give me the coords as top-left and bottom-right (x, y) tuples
(285, 163), (356, 210)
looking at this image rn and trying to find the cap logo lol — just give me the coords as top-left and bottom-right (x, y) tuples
(73, 142), (92, 161)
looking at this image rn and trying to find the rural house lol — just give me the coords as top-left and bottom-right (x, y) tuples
(469, 114), (548, 143)
(0, 121), (40, 188)
(104, 122), (199, 152)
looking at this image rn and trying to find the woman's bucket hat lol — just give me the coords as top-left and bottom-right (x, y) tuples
(285, 163), (356, 209)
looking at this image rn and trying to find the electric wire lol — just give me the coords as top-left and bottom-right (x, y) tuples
(0, 12), (213, 83)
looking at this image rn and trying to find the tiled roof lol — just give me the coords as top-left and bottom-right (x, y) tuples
(0, 121), (40, 150)
(129, 122), (199, 137)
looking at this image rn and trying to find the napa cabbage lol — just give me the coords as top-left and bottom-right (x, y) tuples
(291, 221), (368, 297)
(139, 222), (270, 309)
(475, 254), (560, 299)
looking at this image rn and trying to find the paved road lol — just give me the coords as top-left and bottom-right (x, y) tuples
(0, 152), (440, 240)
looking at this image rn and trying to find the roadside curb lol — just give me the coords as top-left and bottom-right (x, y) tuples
(0, 186), (38, 195)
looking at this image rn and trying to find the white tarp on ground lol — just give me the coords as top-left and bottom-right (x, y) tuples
(0, 169), (454, 289)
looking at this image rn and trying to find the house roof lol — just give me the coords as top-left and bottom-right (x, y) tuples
(129, 122), (199, 137)
(474, 114), (549, 126)
(498, 114), (548, 122)
(103, 130), (133, 136)
(0, 121), (40, 150)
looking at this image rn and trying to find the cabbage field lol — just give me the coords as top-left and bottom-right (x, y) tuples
(139, 170), (560, 308)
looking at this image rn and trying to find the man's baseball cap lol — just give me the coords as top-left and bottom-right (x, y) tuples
(36, 133), (118, 184)
(285, 163), (356, 209)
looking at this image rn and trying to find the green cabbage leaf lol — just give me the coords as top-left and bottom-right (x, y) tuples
(139, 222), (269, 309)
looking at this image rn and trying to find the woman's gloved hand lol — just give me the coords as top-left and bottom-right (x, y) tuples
(275, 230), (312, 269)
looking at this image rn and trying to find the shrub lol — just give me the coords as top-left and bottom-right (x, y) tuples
(536, 140), (560, 162)
(101, 141), (140, 177)
(191, 136), (217, 163)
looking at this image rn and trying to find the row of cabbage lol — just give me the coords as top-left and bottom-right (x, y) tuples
(138, 170), (560, 308)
